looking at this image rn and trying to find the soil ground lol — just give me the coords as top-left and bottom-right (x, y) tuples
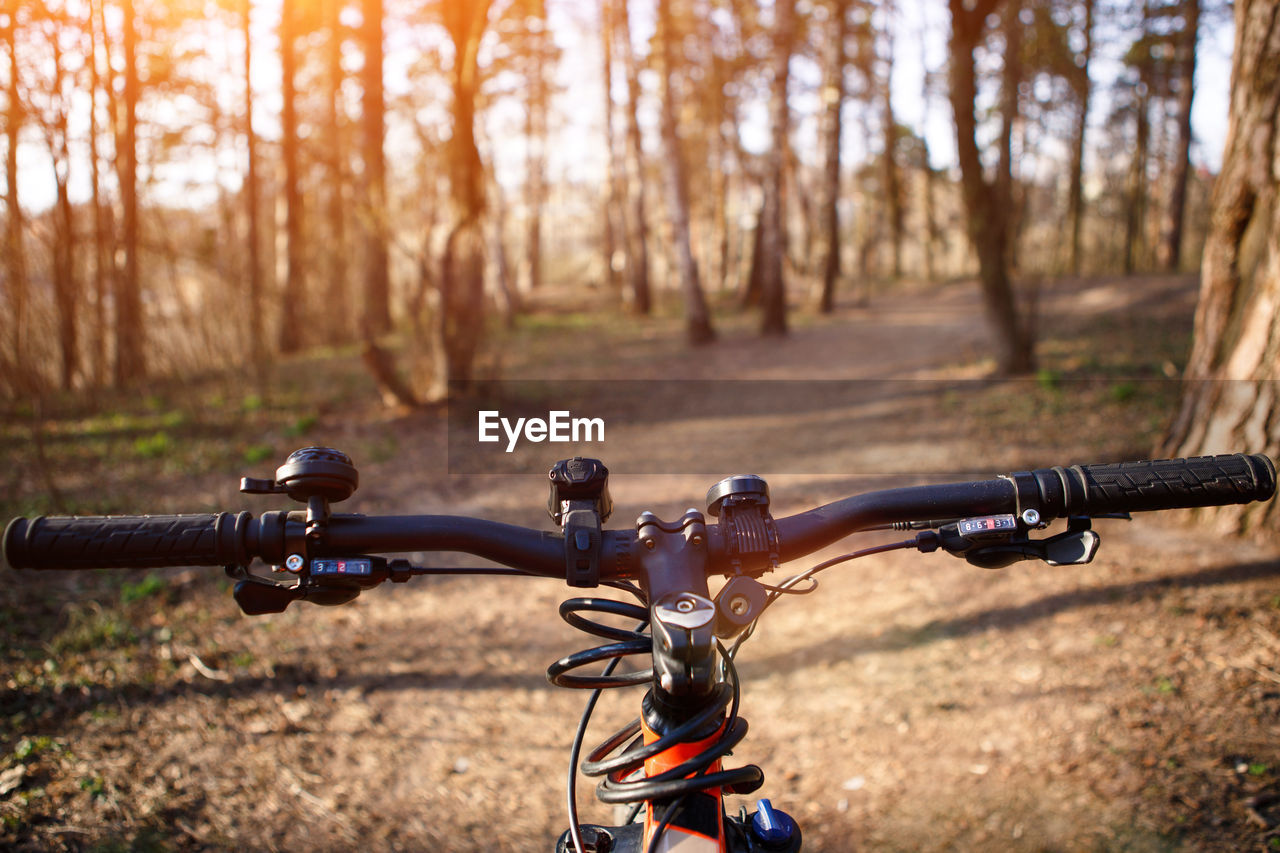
(2, 275), (1278, 852)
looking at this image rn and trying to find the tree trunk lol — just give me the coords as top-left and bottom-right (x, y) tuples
(490, 182), (519, 327)
(524, 3), (546, 294)
(710, 48), (731, 294)
(324, 0), (350, 343)
(922, 142), (943, 283)
(1123, 0), (1153, 276)
(601, 0), (622, 294)
(243, 0), (265, 368)
(88, 0), (111, 387)
(881, 4), (904, 281)
(1123, 87), (1151, 275)
(947, 0), (1035, 375)
(742, 197), (765, 309)
(433, 0), (491, 395)
(3, 8), (29, 389)
(115, 0), (145, 385)
(1067, 0), (1094, 276)
(1164, 0), (1280, 537)
(819, 0), (848, 314)
(759, 0), (794, 336)
(656, 0), (715, 344)
(1160, 0), (1198, 272)
(278, 0), (306, 353)
(360, 0), (391, 336)
(996, 0), (1021, 271)
(48, 33), (77, 390)
(618, 0), (651, 314)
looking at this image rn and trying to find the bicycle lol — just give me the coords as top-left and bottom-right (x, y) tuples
(4, 448), (1275, 852)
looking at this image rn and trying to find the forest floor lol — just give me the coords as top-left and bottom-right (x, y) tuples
(1, 273), (1279, 852)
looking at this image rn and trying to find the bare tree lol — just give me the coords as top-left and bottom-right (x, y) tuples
(242, 0), (264, 367)
(434, 0), (493, 391)
(947, 0), (1036, 374)
(39, 5), (79, 389)
(1159, 0), (1198, 271)
(523, 0), (548, 292)
(277, 0), (306, 353)
(656, 0), (714, 344)
(115, 0), (145, 384)
(1066, 0), (1094, 275)
(880, 2), (904, 280)
(758, 0), (794, 336)
(617, 0), (651, 314)
(87, 0), (112, 386)
(819, 0), (850, 314)
(1164, 0), (1279, 536)
(600, 0), (621, 294)
(323, 0), (350, 342)
(3, 3), (28, 388)
(360, 0), (391, 336)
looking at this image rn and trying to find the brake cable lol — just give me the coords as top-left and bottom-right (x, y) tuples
(727, 537), (919, 659)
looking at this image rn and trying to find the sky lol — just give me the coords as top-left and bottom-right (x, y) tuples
(11, 0), (1234, 213)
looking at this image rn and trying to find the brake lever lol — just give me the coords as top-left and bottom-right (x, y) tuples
(961, 528), (1100, 569)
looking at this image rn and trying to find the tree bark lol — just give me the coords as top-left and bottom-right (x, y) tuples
(360, 0), (391, 336)
(759, 0), (794, 336)
(1164, 0), (1280, 537)
(656, 0), (715, 344)
(278, 0), (306, 353)
(115, 0), (145, 385)
(1160, 0), (1198, 272)
(819, 0), (848, 314)
(617, 0), (651, 314)
(947, 0), (1035, 375)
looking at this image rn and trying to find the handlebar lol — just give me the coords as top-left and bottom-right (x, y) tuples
(4, 453), (1274, 580)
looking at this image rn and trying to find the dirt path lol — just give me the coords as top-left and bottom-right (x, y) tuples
(3, 275), (1278, 852)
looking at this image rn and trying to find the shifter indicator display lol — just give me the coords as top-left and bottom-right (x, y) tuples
(312, 558), (372, 576)
(958, 515), (1018, 540)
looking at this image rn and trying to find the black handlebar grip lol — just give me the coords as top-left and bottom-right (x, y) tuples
(3, 513), (256, 570)
(1007, 454), (1277, 519)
